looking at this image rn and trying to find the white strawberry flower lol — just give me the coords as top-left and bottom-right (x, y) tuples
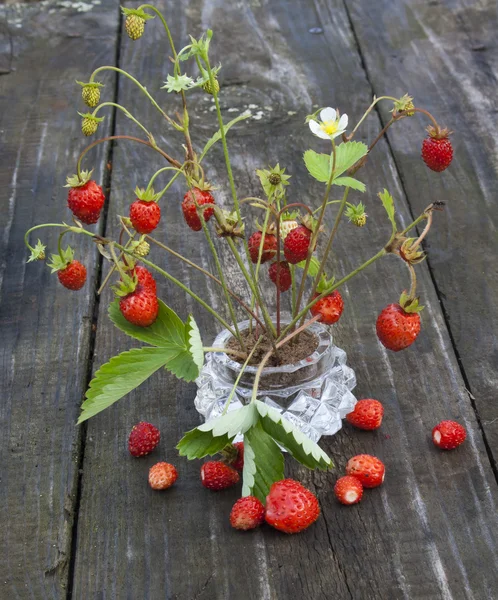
(309, 107), (348, 140)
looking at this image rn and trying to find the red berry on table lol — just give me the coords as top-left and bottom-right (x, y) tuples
(376, 303), (421, 351)
(230, 496), (265, 530)
(346, 399), (384, 431)
(133, 265), (157, 294)
(346, 454), (385, 488)
(248, 231), (277, 264)
(149, 462), (178, 490)
(66, 171), (105, 224)
(265, 479), (320, 534)
(310, 291), (344, 324)
(130, 199), (161, 234)
(128, 421), (160, 457)
(334, 476), (364, 505)
(182, 187), (215, 231)
(232, 442), (244, 471)
(432, 420), (466, 450)
(283, 224), (313, 264)
(421, 127), (453, 172)
(269, 261), (292, 292)
(119, 286), (158, 327)
(58, 260), (87, 290)
(201, 461), (240, 490)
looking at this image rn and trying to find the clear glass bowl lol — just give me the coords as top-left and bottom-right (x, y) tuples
(195, 319), (357, 443)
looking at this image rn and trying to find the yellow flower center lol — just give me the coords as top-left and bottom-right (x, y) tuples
(321, 120), (339, 135)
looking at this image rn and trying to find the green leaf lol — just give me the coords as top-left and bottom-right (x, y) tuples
(199, 113), (252, 161)
(186, 315), (204, 372)
(176, 428), (232, 459)
(332, 141), (368, 177)
(296, 256), (321, 278)
(109, 299), (186, 348)
(243, 422), (285, 503)
(78, 347), (175, 423)
(378, 188), (396, 231)
(198, 403), (258, 438)
(333, 176), (366, 192)
(255, 401), (333, 470)
(303, 150), (329, 183)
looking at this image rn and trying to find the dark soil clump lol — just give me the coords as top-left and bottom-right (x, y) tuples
(226, 328), (318, 367)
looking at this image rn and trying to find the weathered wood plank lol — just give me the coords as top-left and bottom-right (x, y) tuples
(0, 1), (119, 597)
(343, 0), (498, 465)
(72, 0), (498, 598)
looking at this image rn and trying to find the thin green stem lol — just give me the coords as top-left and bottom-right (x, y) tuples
(203, 347), (248, 360)
(349, 95), (398, 139)
(24, 223), (67, 251)
(145, 166), (183, 195)
(92, 102), (151, 137)
(222, 336), (263, 415)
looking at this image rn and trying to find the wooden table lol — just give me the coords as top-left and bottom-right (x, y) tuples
(1, 0), (497, 598)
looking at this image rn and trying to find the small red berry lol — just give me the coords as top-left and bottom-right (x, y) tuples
(268, 261), (292, 292)
(148, 462), (178, 490)
(265, 479), (320, 534)
(130, 199), (161, 234)
(230, 496), (265, 530)
(119, 287), (158, 327)
(182, 188), (215, 231)
(346, 399), (384, 431)
(376, 303), (421, 351)
(421, 129), (453, 172)
(133, 265), (157, 294)
(67, 179), (105, 224)
(232, 442), (244, 471)
(283, 225), (313, 264)
(346, 454), (385, 488)
(57, 260), (87, 290)
(432, 420), (466, 450)
(201, 461), (240, 491)
(334, 476), (364, 505)
(248, 231), (277, 264)
(128, 421), (160, 457)
(310, 291), (344, 324)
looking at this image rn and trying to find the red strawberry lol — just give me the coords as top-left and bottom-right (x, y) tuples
(334, 476), (364, 505)
(346, 454), (385, 488)
(232, 442), (244, 471)
(182, 188), (215, 231)
(310, 291), (344, 324)
(58, 260), (87, 290)
(421, 127), (453, 172)
(265, 479), (320, 534)
(148, 462), (178, 490)
(67, 179), (105, 224)
(376, 303), (421, 351)
(128, 421), (160, 457)
(346, 399), (384, 431)
(130, 199), (161, 234)
(248, 231), (277, 264)
(432, 420), (466, 450)
(283, 225), (313, 264)
(133, 265), (157, 294)
(269, 261), (292, 292)
(230, 496), (265, 530)
(201, 461), (240, 490)
(119, 286), (158, 327)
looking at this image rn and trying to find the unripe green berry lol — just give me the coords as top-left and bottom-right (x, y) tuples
(351, 213), (367, 227)
(202, 78), (220, 95)
(268, 173), (281, 185)
(82, 86), (101, 108)
(134, 240), (150, 257)
(82, 117), (99, 136)
(125, 15), (145, 40)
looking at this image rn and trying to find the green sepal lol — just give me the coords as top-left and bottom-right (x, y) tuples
(111, 270), (137, 297)
(256, 163), (291, 199)
(64, 169), (93, 188)
(316, 274), (335, 294)
(77, 112), (105, 123)
(76, 80), (104, 89)
(27, 239), (46, 263)
(399, 291), (424, 313)
(134, 186), (160, 202)
(161, 73), (195, 93)
(47, 246), (74, 273)
(120, 7), (155, 20)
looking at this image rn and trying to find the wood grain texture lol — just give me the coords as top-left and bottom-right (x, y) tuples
(0, 1), (119, 596)
(343, 0), (498, 465)
(69, 0), (498, 598)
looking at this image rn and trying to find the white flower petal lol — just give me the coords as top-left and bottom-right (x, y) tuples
(338, 114), (348, 130)
(309, 120), (322, 135)
(320, 107), (336, 123)
(330, 130), (345, 140)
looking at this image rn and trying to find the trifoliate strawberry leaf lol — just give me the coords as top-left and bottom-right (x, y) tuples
(378, 188), (397, 233)
(199, 113), (252, 161)
(332, 141), (368, 177)
(242, 421), (285, 503)
(186, 315), (204, 372)
(255, 401), (333, 470)
(176, 428), (233, 460)
(78, 347), (176, 423)
(303, 150), (329, 183)
(165, 315), (203, 382)
(197, 403), (258, 438)
(333, 176), (366, 192)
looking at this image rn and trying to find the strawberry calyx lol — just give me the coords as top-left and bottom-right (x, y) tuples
(65, 169), (94, 188)
(47, 246), (75, 273)
(300, 213), (319, 233)
(214, 208), (245, 238)
(399, 237), (426, 265)
(399, 290), (424, 313)
(426, 125), (452, 140)
(112, 267), (139, 298)
(76, 80), (104, 90)
(392, 93), (415, 116)
(345, 202), (367, 227)
(121, 6), (155, 20)
(78, 111), (105, 123)
(134, 186), (160, 203)
(316, 273), (335, 294)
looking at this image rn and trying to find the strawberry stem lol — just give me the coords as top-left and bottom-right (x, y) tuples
(92, 102), (151, 137)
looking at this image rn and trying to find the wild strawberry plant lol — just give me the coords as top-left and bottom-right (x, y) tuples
(25, 5), (453, 503)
